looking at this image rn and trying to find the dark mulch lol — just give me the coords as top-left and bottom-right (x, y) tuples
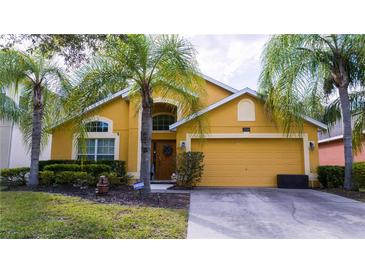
(2, 185), (190, 209)
(319, 188), (365, 203)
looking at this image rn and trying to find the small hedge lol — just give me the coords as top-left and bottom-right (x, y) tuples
(176, 152), (204, 188)
(43, 163), (111, 175)
(44, 164), (81, 172)
(317, 166), (345, 188)
(353, 162), (365, 189)
(39, 171), (54, 185)
(318, 162), (365, 189)
(82, 164), (111, 176)
(55, 171), (92, 185)
(39, 160), (126, 176)
(0, 167), (30, 186)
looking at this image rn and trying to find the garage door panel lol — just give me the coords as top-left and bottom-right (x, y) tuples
(192, 138), (304, 187)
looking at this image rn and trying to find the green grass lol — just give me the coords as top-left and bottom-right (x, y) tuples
(0, 191), (188, 239)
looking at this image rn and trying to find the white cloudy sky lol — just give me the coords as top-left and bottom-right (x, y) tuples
(186, 35), (270, 90)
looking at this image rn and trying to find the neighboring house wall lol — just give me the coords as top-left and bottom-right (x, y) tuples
(319, 139), (365, 166)
(8, 124), (52, 168)
(318, 117), (365, 166)
(0, 119), (13, 168)
(0, 88), (52, 169)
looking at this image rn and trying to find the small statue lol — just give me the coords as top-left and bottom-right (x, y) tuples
(96, 175), (109, 195)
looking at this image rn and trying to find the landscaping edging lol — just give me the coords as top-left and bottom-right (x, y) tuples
(318, 188), (365, 203)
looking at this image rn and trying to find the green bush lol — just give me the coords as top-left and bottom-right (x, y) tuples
(353, 162), (365, 189)
(82, 164), (111, 176)
(99, 172), (130, 186)
(54, 171), (92, 185)
(317, 166), (344, 188)
(44, 164), (81, 172)
(39, 160), (126, 176)
(0, 167), (30, 186)
(39, 171), (54, 185)
(176, 152), (204, 188)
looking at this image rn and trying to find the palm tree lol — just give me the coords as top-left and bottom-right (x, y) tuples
(259, 35), (365, 190)
(0, 50), (67, 186)
(71, 35), (204, 195)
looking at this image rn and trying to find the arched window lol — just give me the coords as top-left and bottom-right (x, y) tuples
(237, 99), (255, 121)
(85, 121), (109, 132)
(153, 114), (176, 131)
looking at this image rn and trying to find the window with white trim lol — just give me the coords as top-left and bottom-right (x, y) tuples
(152, 114), (176, 131)
(77, 138), (115, 160)
(85, 121), (109, 132)
(237, 99), (255, 121)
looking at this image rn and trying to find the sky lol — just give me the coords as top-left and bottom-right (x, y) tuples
(186, 35), (270, 91)
(1, 34), (270, 91)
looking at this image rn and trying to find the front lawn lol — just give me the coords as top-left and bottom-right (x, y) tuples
(0, 191), (188, 239)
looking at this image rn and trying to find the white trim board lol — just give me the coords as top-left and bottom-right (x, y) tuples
(185, 133), (311, 176)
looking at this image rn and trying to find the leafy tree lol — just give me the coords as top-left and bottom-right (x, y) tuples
(0, 34), (127, 67)
(71, 35), (204, 194)
(0, 50), (68, 186)
(259, 34), (365, 190)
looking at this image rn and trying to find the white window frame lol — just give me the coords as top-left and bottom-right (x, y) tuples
(72, 116), (120, 160)
(77, 138), (115, 161)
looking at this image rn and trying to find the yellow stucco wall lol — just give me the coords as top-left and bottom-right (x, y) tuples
(175, 93), (320, 186)
(51, 98), (130, 162)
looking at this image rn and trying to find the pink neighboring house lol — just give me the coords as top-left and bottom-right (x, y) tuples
(319, 136), (365, 166)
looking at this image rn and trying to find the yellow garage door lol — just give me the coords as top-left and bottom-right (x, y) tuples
(191, 138), (305, 187)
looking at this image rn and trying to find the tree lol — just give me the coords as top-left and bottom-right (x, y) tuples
(259, 35), (365, 190)
(0, 49), (68, 186)
(0, 34), (127, 67)
(71, 35), (204, 195)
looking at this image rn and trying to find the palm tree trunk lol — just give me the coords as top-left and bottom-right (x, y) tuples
(338, 86), (353, 190)
(139, 96), (153, 195)
(28, 85), (43, 187)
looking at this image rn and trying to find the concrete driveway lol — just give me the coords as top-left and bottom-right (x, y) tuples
(187, 188), (365, 239)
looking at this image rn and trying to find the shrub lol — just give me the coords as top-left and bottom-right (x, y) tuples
(39, 160), (126, 176)
(0, 167), (30, 186)
(353, 162), (365, 189)
(39, 171), (54, 185)
(99, 172), (131, 186)
(82, 164), (111, 176)
(176, 152), (204, 188)
(317, 166), (344, 188)
(44, 164), (81, 172)
(54, 171), (92, 185)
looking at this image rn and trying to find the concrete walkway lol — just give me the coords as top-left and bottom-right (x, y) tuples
(187, 188), (365, 239)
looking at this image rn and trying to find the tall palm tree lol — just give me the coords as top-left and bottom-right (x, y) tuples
(259, 35), (365, 190)
(0, 50), (67, 186)
(71, 35), (204, 195)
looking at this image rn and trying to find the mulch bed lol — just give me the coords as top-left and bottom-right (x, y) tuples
(2, 185), (190, 209)
(319, 188), (365, 203)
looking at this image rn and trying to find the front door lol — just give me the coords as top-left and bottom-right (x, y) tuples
(151, 140), (176, 180)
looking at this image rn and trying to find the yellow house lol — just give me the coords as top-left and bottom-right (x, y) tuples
(50, 74), (326, 187)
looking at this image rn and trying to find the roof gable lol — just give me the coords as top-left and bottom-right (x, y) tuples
(169, 88), (327, 130)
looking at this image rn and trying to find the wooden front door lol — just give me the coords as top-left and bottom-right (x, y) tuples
(151, 140), (176, 180)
